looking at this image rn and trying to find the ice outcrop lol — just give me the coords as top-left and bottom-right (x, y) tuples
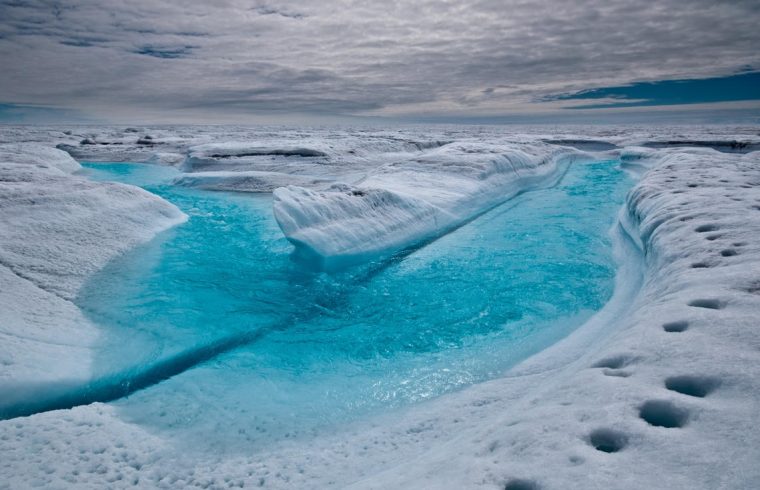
(136, 135), (155, 145)
(273, 142), (584, 268)
(147, 151), (185, 166)
(0, 144), (186, 401)
(0, 143), (82, 174)
(173, 170), (334, 193)
(0, 145), (186, 300)
(175, 138), (460, 192)
(641, 139), (760, 153)
(183, 141), (328, 171)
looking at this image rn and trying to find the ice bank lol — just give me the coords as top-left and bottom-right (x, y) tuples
(0, 144), (186, 414)
(273, 142), (585, 268)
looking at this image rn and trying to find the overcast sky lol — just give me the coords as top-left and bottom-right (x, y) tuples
(1, 0), (759, 123)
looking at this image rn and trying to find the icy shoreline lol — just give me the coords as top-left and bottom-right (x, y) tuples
(1, 126), (759, 489)
(0, 143), (186, 414)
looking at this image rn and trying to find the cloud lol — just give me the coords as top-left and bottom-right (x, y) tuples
(0, 0), (758, 122)
(253, 5), (306, 19)
(134, 45), (196, 59)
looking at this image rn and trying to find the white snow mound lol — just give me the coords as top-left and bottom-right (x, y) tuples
(0, 144), (187, 394)
(273, 142), (584, 267)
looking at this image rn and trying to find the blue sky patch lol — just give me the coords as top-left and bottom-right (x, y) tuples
(548, 71), (760, 109)
(0, 103), (94, 123)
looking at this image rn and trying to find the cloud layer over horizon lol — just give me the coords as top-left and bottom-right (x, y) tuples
(1, 0), (759, 123)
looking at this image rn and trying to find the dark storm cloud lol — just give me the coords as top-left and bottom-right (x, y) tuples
(253, 5), (306, 19)
(134, 45), (197, 59)
(0, 0), (758, 122)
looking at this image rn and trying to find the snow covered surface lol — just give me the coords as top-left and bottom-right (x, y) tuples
(0, 125), (759, 488)
(0, 143), (186, 412)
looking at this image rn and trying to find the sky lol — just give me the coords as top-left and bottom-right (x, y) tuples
(1, 0), (759, 124)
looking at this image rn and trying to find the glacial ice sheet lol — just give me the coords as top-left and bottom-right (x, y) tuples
(1, 125), (760, 489)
